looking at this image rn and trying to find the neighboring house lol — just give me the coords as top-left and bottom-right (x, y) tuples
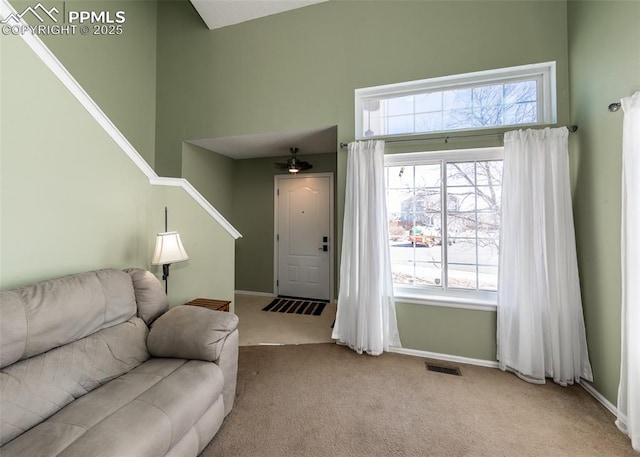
(1, 0), (638, 415)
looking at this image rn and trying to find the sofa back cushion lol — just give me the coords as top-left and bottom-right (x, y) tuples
(0, 317), (150, 446)
(124, 268), (169, 325)
(0, 269), (137, 369)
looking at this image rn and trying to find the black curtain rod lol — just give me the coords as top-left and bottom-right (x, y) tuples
(339, 124), (578, 149)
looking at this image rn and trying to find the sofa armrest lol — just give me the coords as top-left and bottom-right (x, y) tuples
(147, 305), (239, 362)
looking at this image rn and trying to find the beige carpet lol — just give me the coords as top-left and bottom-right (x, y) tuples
(234, 294), (336, 346)
(201, 344), (634, 457)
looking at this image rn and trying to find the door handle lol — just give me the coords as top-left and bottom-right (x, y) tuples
(318, 245), (328, 252)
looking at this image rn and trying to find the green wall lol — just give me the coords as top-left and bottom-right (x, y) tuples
(396, 303), (497, 360)
(57, 0), (158, 166)
(182, 142), (235, 220)
(233, 154), (337, 293)
(0, 17), (235, 310)
(9, 0), (159, 166)
(567, 0), (640, 404)
(180, 142), (338, 295)
(10, 0), (628, 384)
(151, 186), (236, 309)
(155, 0), (571, 361)
(1, 29), (151, 288)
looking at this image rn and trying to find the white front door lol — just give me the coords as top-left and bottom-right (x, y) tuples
(276, 174), (332, 301)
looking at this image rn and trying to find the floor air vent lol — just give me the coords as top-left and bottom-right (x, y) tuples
(426, 362), (461, 376)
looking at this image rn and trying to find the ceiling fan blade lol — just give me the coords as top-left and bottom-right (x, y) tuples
(273, 146), (313, 172)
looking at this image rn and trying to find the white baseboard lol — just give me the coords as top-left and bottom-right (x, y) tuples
(389, 346), (499, 369)
(580, 381), (618, 417)
(235, 290), (275, 297)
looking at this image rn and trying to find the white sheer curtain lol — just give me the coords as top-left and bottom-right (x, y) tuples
(617, 92), (640, 452)
(332, 140), (401, 355)
(497, 127), (593, 386)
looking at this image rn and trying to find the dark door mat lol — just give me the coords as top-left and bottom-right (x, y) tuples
(263, 297), (328, 316)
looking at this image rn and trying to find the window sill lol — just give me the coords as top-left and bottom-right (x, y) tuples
(394, 292), (497, 312)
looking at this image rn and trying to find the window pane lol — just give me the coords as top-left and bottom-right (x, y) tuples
(447, 187), (477, 212)
(415, 164), (441, 188)
(415, 112), (443, 132)
(391, 264), (415, 285)
(476, 186), (501, 211)
(415, 92), (443, 113)
(473, 84), (503, 107)
(472, 105), (502, 127)
(443, 109), (473, 129)
(478, 240), (500, 267)
(416, 262), (443, 287)
(448, 239), (477, 265)
(387, 115), (414, 135)
(410, 222), (440, 246)
(475, 161), (503, 186)
(447, 214), (476, 238)
(363, 99), (382, 112)
(504, 102), (537, 125)
(389, 219), (410, 242)
(443, 88), (472, 110)
(362, 100), (383, 137)
(413, 191), (442, 213)
(447, 264), (477, 290)
(447, 162), (475, 186)
(386, 150), (504, 300)
(357, 63), (553, 139)
(415, 240), (442, 262)
(387, 95), (414, 116)
(390, 243), (415, 285)
(478, 265), (498, 291)
(477, 213), (500, 238)
(388, 189), (414, 214)
(387, 166), (413, 189)
(504, 80), (537, 104)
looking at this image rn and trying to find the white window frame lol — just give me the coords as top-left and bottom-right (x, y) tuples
(356, 62), (557, 140)
(385, 147), (504, 311)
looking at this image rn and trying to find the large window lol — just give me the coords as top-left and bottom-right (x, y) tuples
(385, 148), (503, 305)
(356, 62), (556, 139)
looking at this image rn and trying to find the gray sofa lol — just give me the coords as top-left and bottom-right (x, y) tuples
(0, 268), (239, 457)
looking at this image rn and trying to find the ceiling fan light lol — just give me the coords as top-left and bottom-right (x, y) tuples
(289, 166), (300, 173)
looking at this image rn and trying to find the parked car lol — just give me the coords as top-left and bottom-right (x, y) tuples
(409, 226), (437, 247)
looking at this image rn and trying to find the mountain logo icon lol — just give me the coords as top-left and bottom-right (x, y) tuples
(1, 3), (59, 24)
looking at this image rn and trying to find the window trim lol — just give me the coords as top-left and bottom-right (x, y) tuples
(385, 147), (504, 308)
(356, 62), (557, 140)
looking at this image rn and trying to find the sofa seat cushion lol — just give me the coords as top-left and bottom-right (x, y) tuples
(1, 358), (225, 457)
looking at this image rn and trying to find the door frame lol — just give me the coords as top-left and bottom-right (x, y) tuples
(273, 172), (335, 301)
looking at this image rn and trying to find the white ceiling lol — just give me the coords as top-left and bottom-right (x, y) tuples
(190, 0), (329, 30)
(187, 126), (337, 159)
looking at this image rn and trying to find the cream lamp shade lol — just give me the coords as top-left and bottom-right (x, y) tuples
(151, 231), (189, 265)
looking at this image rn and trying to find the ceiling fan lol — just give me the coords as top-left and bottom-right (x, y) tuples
(274, 147), (313, 174)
